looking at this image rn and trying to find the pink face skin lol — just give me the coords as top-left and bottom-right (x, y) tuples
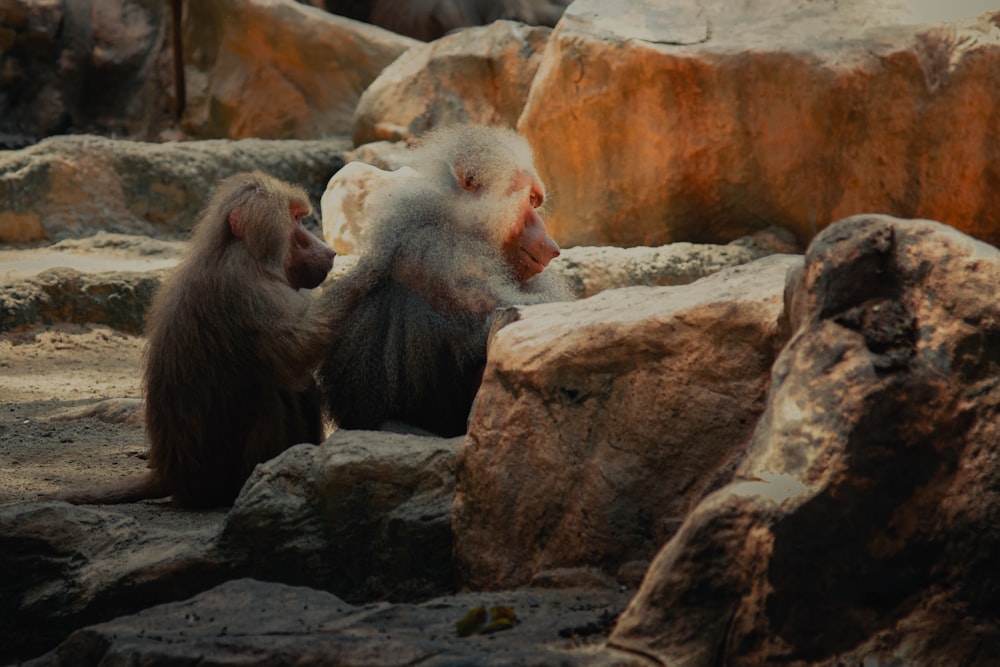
(502, 179), (560, 283)
(285, 204), (336, 290)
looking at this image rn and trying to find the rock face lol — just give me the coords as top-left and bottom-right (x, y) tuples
(519, 0), (1000, 247)
(0, 135), (350, 243)
(453, 254), (802, 589)
(0, 0), (415, 145)
(609, 215), (1000, 665)
(30, 578), (635, 667)
(222, 431), (462, 603)
(0, 501), (228, 661)
(0, 0), (172, 145)
(352, 21), (551, 145)
(182, 0), (416, 140)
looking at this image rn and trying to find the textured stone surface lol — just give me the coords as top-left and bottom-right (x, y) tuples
(519, 0), (1000, 248)
(352, 20), (550, 145)
(0, 135), (350, 243)
(222, 431), (462, 603)
(181, 0), (416, 140)
(29, 578), (639, 667)
(609, 215), (1000, 666)
(454, 254), (801, 589)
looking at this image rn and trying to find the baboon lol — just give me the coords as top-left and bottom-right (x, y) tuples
(318, 124), (570, 437)
(60, 172), (336, 508)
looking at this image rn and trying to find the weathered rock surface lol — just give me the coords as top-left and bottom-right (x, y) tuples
(28, 578), (638, 667)
(519, 0), (1000, 247)
(0, 0), (173, 145)
(0, 135), (351, 243)
(181, 0), (416, 140)
(352, 20), (551, 145)
(366, 0), (570, 41)
(454, 253), (803, 590)
(0, 430), (463, 661)
(0, 266), (166, 334)
(0, 225), (793, 333)
(0, 0), (415, 145)
(609, 215), (1000, 665)
(222, 431), (462, 603)
(0, 501), (229, 662)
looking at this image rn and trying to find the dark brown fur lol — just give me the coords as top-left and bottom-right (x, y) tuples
(62, 172), (335, 508)
(318, 124), (570, 437)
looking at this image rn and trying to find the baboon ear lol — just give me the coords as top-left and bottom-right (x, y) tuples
(228, 209), (244, 238)
(454, 163), (480, 192)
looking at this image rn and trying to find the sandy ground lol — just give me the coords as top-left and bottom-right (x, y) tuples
(0, 323), (151, 506)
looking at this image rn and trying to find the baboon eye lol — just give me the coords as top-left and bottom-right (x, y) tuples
(530, 190), (543, 208)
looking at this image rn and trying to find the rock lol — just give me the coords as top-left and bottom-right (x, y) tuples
(320, 162), (417, 254)
(0, 0), (173, 144)
(0, 135), (350, 243)
(29, 578), (638, 666)
(367, 0), (570, 41)
(1, 430), (460, 661)
(0, 501), (227, 662)
(552, 227), (802, 298)
(220, 430), (462, 603)
(0, 267), (167, 334)
(519, 0), (1000, 247)
(182, 0), (417, 140)
(353, 21), (550, 145)
(609, 215), (1000, 665)
(453, 253), (802, 589)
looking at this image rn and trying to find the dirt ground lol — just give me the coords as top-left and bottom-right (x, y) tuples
(0, 323), (151, 506)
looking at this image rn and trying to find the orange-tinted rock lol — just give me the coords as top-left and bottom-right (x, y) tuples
(453, 254), (799, 589)
(519, 0), (1000, 248)
(352, 21), (550, 145)
(181, 0), (416, 139)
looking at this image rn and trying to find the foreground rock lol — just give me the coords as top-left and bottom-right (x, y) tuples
(609, 215), (1000, 665)
(0, 135), (350, 243)
(222, 431), (462, 603)
(454, 253), (802, 589)
(0, 501), (229, 662)
(519, 0), (1000, 247)
(29, 578), (638, 667)
(0, 431), (461, 661)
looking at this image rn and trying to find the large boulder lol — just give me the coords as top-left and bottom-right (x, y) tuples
(453, 253), (802, 589)
(610, 215), (1000, 665)
(181, 0), (416, 139)
(519, 0), (1000, 247)
(352, 20), (551, 145)
(0, 135), (350, 243)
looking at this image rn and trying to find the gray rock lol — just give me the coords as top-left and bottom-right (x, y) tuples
(221, 430), (462, 603)
(28, 578), (641, 667)
(0, 501), (228, 662)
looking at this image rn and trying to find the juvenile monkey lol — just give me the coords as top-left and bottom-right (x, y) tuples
(317, 124), (570, 437)
(60, 172), (336, 508)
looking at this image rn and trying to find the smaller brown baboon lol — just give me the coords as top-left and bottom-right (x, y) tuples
(318, 124), (571, 437)
(59, 172), (336, 508)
